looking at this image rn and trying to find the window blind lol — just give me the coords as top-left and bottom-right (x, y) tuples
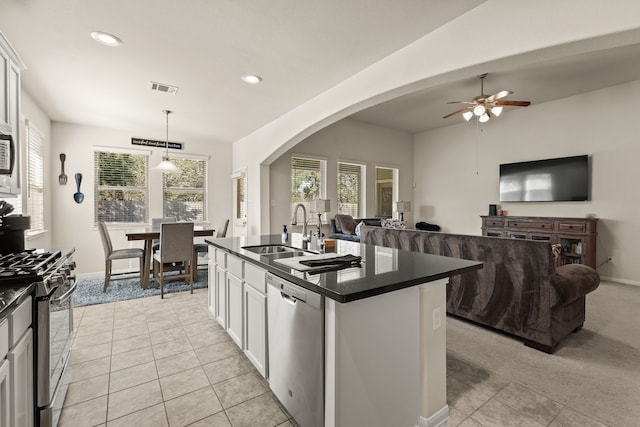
(236, 174), (246, 220)
(337, 162), (363, 218)
(162, 157), (207, 221)
(26, 122), (44, 231)
(94, 150), (149, 224)
(291, 156), (325, 225)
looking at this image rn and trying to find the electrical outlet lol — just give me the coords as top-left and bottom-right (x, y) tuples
(433, 307), (442, 330)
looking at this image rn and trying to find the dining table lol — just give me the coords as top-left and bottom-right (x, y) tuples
(126, 225), (215, 289)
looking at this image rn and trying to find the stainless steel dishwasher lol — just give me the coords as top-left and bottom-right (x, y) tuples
(267, 273), (324, 427)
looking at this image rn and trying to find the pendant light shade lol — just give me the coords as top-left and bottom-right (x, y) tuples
(153, 110), (179, 173)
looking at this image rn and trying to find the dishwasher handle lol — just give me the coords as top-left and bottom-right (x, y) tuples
(267, 273), (324, 309)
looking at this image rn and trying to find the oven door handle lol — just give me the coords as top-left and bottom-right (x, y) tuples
(51, 280), (78, 304)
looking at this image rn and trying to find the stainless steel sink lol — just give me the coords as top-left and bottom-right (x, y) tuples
(242, 244), (307, 256)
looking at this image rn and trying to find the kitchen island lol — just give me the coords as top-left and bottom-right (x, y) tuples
(206, 235), (482, 427)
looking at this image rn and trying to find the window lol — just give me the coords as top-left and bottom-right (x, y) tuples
(291, 156), (326, 225)
(235, 172), (246, 221)
(163, 157), (207, 221)
(375, 166), (398, 217)
(26, 121), (44, 232)
(94, 149), (149, 224)
(337, 162), (364, 217)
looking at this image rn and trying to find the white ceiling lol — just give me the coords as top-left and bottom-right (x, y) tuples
(0, 0), (483, 144)
(2, 0), (640, 145)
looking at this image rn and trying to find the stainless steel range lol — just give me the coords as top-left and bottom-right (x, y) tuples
(0, 249), (76, 427)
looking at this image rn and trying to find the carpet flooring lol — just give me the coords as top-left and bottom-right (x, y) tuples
(74, 269), (208, 307)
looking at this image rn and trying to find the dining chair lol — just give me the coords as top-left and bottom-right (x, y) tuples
(193, 219), (229, 280)
(98, 222), (145, 293)
(153, 222), (194, 298)
(151, 217), (176, 252)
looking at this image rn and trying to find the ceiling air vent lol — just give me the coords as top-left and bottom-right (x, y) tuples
(149, 81), (179, 95)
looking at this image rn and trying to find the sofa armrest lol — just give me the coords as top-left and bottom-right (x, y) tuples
(552, 264), (600, 306)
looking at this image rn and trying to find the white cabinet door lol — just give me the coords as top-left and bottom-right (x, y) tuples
(208, 259), (217, 316)
(244, 284), (267, 377)
(8, 328), (33, 427)
(0, 358), (10, 427)
(215, 265), (227, 328)
(226, 273), (244, 348)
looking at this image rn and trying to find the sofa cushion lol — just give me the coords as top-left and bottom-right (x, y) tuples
(355, 221), (365, 237)
(335, 214), (358, 235)
(552, 264), (600, 306)
(381, 219), (406, 229)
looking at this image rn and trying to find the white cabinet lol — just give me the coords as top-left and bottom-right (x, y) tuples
(0, 32), (26, 195)
(209, 247), (269, 377)
(8, 329), (33, 427)
(0, 358), (9, 427)
(215, 265), (227, 328)
(0, 318), (9, 427)
(4, 296), (34, 427)
(207, 246), (217, 316)
(244, 263), (268, 378)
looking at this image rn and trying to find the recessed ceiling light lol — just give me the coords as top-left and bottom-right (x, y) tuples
(90, 31), (123, 47)
(241, 74), (262, 84)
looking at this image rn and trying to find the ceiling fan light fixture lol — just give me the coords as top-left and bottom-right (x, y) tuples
(462, 111), (474, 121)
(491, 106), (503, 117)
(478, 113), (490, 123)
(473, 105), (486, 116)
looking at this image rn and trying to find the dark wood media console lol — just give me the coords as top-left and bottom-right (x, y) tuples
(481, 215), (598, 268)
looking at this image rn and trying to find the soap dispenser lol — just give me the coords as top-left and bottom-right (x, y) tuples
(282, 225), (289, 243)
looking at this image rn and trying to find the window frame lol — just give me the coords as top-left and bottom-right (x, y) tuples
(291, 154), (327, 226)
(93, 146), (150, 225)
(337, 161), (365, 218)
(25, 120), (44, 234)
(161, 154), (208, 222)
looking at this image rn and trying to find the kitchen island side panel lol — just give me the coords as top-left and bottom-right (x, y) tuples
(324, 284), (422, 427)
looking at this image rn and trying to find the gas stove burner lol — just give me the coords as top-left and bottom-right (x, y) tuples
(0, 250), (63, 283)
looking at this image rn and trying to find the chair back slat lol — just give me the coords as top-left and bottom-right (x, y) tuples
(160, 222), (194, 263)
(216, 219), (230, 238)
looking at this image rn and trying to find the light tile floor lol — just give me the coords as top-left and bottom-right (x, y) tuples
(60, 288), (294, 427)
(62, 283), (629, 427)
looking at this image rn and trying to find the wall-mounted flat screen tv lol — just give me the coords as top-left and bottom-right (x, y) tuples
(499, 155), (589, 202)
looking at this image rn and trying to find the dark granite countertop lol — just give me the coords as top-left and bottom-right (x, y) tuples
(0, 282), (36, 319)
(205, 234), (482, 303)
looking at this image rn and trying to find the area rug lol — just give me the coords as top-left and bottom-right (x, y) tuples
(74, 270), (208, 307)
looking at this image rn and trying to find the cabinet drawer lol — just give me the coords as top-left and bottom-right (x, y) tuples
(215, 249), (227, 268)
(484, 218), (505, 228)
(9, 296), (31, 347)
(558, 223), (586, 233)
(0, 319), (7, 359)
(227, 255), (244, 278)
(484, 230), (505, 238)
(244, 263), (266, 294)
(507, 220), (553, 230)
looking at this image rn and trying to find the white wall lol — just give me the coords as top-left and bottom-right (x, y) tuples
(234, 0), (640, 236)
(414, 80), (640, 285)
(269, 118), (414, 233)
(20, 90), (52, 249)
(50, 122), (232, 275)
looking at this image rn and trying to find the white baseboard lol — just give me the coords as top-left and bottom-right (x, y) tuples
(599, 276), (640, 287)
(418, 405), (448, 427)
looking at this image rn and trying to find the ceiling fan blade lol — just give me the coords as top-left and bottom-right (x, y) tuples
(443, 107), (471, 119)
(494, 100), (531, 107)
(447, 101), (476, 105)
(486, 90), (513, 103)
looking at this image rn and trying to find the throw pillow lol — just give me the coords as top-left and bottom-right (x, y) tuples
(381, 219), (406, 230)
(355, 221), (365, 237)
(335, 214), (358, 235)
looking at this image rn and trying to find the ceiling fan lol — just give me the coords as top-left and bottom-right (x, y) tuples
(443, 73), (531, 123)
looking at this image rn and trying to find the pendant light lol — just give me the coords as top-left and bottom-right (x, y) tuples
(153, 110), (179, 173)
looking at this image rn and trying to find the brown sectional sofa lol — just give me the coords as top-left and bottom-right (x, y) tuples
(360, 226), (600, 353)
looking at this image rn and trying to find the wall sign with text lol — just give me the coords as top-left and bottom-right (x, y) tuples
(131, 137), (183, 150)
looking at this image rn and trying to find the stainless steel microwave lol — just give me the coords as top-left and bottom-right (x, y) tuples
(0, 133), (15, 175)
